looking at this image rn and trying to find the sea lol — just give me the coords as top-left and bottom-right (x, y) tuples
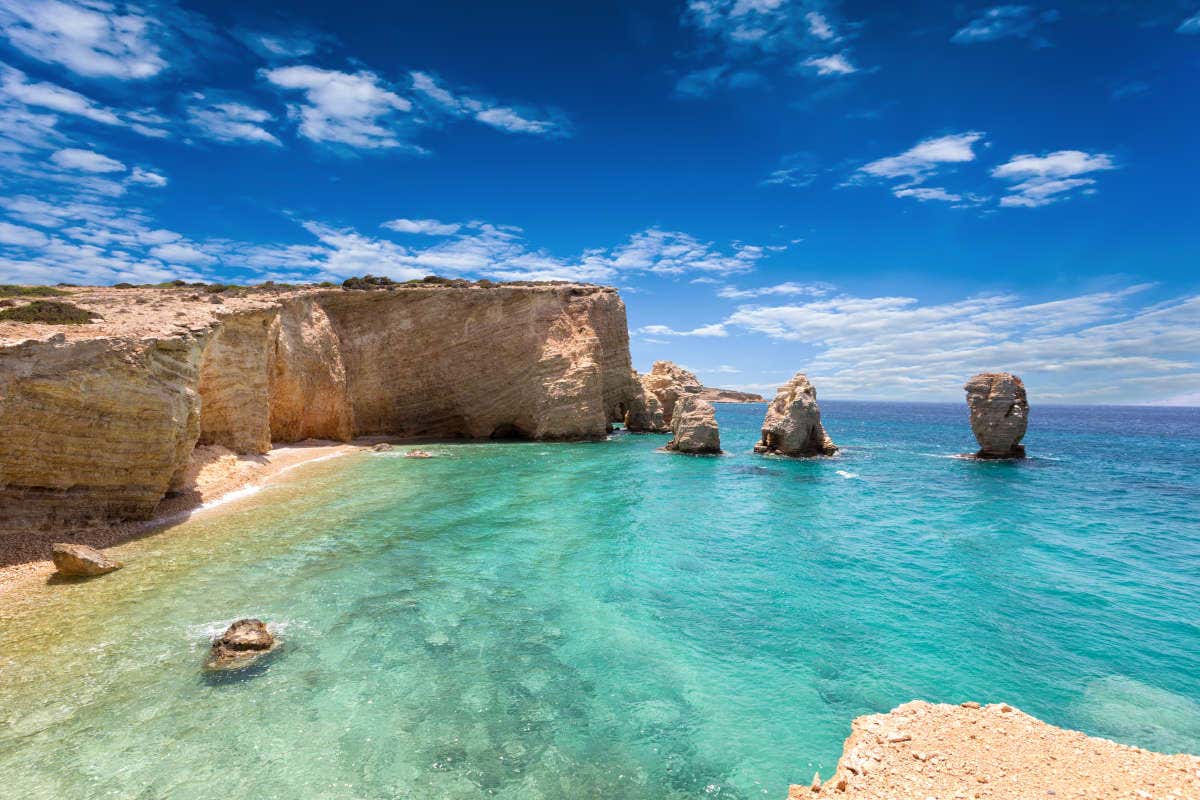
(1, 401), (1197, 799)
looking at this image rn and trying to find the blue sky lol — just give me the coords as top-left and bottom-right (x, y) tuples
(0, 0), (1197, 404)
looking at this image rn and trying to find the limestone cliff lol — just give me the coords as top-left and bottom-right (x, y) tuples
(0, 283), (638, 530)
(635, 360), (762, 428)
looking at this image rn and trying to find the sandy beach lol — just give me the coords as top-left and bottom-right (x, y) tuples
(0, 439), (363, 595)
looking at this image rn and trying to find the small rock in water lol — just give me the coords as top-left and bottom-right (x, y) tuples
(404, 449), (433, 458)
(371, 442), (393, 451)
(205, 619), (277, 671)
(50, 543), (122, 577)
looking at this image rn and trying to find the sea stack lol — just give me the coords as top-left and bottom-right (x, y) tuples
(754, 372), (837, 457)
(964, 372), (1028, 459)
(640, 360), (702, 425)
(665, 396), (721, 454)
(623, 369), (670, 433)
(205, 619), (278, 671)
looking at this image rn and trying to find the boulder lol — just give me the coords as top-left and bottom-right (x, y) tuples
(666, 396), (721, 454)
(964, 372), (1028, 458)
(50, 543), (123, 577)
(370, 442), (393, 451)
(753, 373), (837, 457)
(205, 619), (278, 671)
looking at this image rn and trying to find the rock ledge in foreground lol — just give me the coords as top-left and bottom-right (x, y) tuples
(788, 700), (1199, 800)
(50, 543), (123, 577)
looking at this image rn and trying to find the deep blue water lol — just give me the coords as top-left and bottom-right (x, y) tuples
(1, 401), (1197, 799)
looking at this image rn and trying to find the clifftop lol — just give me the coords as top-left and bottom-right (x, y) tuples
(0, 281), (617, 346)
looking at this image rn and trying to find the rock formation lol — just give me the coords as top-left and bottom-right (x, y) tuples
(623, 370), (670, 433)
(753, 372), (837, 457)
(634, 360), (762, 430)
(665, 396), (721, 454)
(787, 700), (1200, 800)
(205, 618), (277, 671)
(0, 282), (640, 530)
(964, 372), (1028, 458)
(50, 543), (122, 577)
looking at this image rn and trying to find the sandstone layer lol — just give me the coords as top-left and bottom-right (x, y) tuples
(0, 283), (639, 532)
(789, 701), (1199, 800)
(666, 396), (721, 454)
(964, 372), (1028, 458)
(754, 372), (837, 457)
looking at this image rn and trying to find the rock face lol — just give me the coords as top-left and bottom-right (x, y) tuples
(787, 701), (1200, 800)
(0, 283), (639, 530)
(633, 360), (762, 431)
(753, 373), (837, 457)
(50, 543), (122, 576)
(205, 618), (277, 671)
(964, 372), (1028, 458)
(665, 396), (721, 454)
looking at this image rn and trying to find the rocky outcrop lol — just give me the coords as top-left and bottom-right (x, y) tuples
(964, 372), (1028, 458)
(665, 396), (721, 454)
(0, 283), (639, 530)
(636, 360), (761, 428)
(50, 543), (122, 576)
(753, 372), (836, 457)
(787, 701), (1200, 800)
(624, 370), (669, 433)
(205, 618), (277, 671)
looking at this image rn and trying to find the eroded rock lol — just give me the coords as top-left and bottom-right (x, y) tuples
(50, 543), (122, 577)
(205, 619), (277, 671)
(964, 372), (1028, 458)
(753, 373), (837, 457)
(666, 396), (721, 454)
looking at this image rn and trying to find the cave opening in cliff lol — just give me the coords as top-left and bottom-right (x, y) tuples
(489, 423), (532, 441)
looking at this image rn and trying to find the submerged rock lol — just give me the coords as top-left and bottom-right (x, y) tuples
(753, 373), (837, 457)
(205, 619), (277, 671)
(964, 372), (1028, 458)
(50, 543), (123, 577)
(404, 449), (434, 458)
(665, 396), (721, 454)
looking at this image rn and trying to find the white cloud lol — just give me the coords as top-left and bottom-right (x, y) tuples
(802, 52), (856, 76)
(150, 242), (215, 265)
(0, 64), (167, 136)
(0, 219), (49, 246)
(187, 95), (280, 146)
(1179, 11), (1200, 33)
(858, 131), (985, 186)
(238, 30), (320, 60)
(262, 65), (413, 150)
(718, 281), (832, 299)
(638, 323), (729, 337)
(409, 71), (567, 137)
(0, 0), (167, 79)
(992, 150), (1116, 208)
(128, 166), (166, 187)
(382, 218), (461, 236)
(704, 284), (1200, 402)
(805, 11), (836, 40)
(893, 186), (962, 202)
(50, 147), (124, 172)
(951, 5), (1058, 46)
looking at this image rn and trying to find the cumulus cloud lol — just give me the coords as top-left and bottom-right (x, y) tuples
(703, 284), (1200, 402)
(262, 65), (413, 150)
(801, 52), (857, 76)
(992, 149), (1115, 207)
(382, 218), (462, 236)
(409, 71), (568, 137)
(717, 281), (832, 299)
(0, 64), (167, 136)
(951, 5), (1059, 46)
(187, 95), (280, 146)
(854, 132), (985, 200)
(50, 147), (125, 172)
(0, 0), (168, 79)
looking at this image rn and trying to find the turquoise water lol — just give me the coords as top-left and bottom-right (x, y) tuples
(2, 401), (1199, 799)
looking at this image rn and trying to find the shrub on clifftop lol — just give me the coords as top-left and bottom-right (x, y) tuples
(0, 300), (100, 324)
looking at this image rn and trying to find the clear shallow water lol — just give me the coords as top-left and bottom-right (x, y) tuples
(2, 401), (1199, 799)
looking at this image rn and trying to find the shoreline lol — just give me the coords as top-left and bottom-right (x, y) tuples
(0, 439), (365, 596)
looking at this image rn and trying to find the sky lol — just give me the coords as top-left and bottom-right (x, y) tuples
(0, 0), (1197, 404)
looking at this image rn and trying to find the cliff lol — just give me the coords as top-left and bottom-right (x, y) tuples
(789, 701), (1199, 799)
(0, 282), (639, 530)
(637, 360), (761, 427)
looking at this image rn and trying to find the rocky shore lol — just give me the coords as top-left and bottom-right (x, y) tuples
(790, 701), (1199, 800)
